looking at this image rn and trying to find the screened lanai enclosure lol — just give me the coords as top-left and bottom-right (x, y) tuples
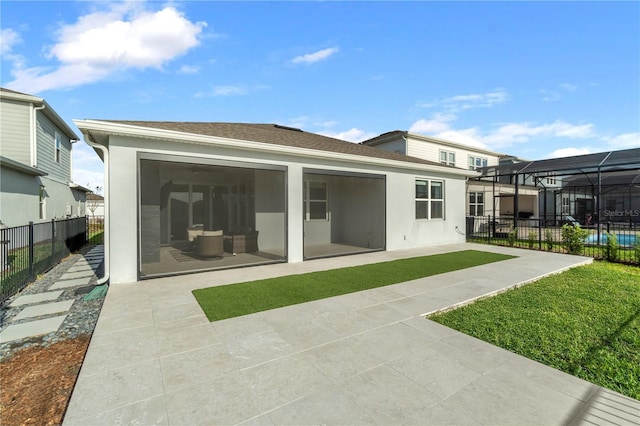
(139, 156), (287, 278)
(466, 148), (640, 262)
(302, 170), (385, 259)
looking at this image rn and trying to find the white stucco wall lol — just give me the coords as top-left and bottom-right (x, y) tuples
(104, 135), (468, 284)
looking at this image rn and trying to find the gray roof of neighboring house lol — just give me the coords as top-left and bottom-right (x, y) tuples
(96, 120), (452, 169)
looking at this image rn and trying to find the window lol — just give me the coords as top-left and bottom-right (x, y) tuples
(469, 192), (484, 216)
(439, 150), (456, 166)
(54, 132), (61, 163)
(39, 185), (46, 219)
(468, 156), (488, 171)
(546, 174), (557, 185)
(304, 181), (328, 221)
(415, 179), (444, 219)
(562, 196), (570, 214)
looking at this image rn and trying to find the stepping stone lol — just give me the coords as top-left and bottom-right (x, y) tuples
(0, 315), (67, 343)
(67, 265), (95, 273)
(13, 300), (75, 321)
(60, 270), (96, 280)
(50, 277), (92, 290)
(9, 291), (63, 307)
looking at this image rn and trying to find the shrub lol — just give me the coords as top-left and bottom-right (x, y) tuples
(507, 227), (518, 247)
(544, 229), (554, 251)
(528, 230), (537, 249)
(561, 224), (588, 255)
(605, 233), (620, 262)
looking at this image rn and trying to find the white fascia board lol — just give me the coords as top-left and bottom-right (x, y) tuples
(74, 119), (477, 177)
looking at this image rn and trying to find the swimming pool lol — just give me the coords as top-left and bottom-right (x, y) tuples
(585, 233), (638, 246)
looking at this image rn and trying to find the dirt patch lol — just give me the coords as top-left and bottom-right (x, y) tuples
(0, 337), (90, 426)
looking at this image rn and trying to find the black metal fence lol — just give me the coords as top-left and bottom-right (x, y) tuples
(0, 217), (88, 305)
(466, 216), (640, 264)
(87, 215), (105, 245)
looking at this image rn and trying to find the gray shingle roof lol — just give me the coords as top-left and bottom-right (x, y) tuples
(100, 120), (449, 169)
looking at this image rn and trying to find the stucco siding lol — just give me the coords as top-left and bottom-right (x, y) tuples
(0, 98), (31, 165)
(36, 112), (72, 182)
(105, 134), (468, 283)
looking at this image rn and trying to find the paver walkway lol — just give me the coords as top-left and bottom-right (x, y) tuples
(64, 243), (640, 425)
(0, 246), (104, 344)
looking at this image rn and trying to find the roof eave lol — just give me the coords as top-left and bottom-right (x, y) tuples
(74, 120), (476, 177)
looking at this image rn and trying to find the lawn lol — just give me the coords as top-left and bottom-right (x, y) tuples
(193, 249), (515, 321)
(430, 261), (640, 400)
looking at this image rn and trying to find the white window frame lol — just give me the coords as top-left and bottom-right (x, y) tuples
(54, 132), (61, 163)
(469, 191), (484, 216)
(468, 156), (488, 171)
(562, 196), (570, 214)
(439, 150), (456, 166)
(415, 179), (445, 220)
(304, 180), (328, 221)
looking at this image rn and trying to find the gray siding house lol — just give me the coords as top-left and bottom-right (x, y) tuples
(0, 88), (90, 227)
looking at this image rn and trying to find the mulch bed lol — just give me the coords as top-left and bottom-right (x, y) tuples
(0, 336), (90, 426)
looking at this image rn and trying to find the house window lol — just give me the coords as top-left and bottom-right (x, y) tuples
(54, 132), (61, 163)
(415, 179), (444, 220)
(469, 192), (484, 216)
(39, 185), (46, 219)
(440, 150), (455, 166)
(546, 174), (557, 185)
(304, 181), (328, 221)
(562, 196), (570, 214)
(468, 156), (488, 171)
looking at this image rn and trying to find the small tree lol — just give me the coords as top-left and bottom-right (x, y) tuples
(561, 224), (588, 255)
(544, 229), (554, 251)
(507, 227), (518, 247)
(86, 185), (103, 217)
(528, 230), (537, 249)
(604, 233), (620, 262)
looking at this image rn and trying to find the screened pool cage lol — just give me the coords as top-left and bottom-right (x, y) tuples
(466, 148), (639, 249)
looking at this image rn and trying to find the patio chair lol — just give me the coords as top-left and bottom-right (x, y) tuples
(195, 230), (224, 257)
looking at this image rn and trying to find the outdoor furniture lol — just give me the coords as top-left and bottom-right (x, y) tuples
(224, 229), (259, 253)
(194, 230), (224, 257)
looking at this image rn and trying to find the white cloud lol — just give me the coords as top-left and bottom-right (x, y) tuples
(546, 147), (592, 158)
(604, 132), (640, 149)
(409, 115), (597, 152)
(178, 65), (200, 74)
(319, 128), (377, 143)
(409, 113), (456, 134)
(195, 84), (268, 97)
(418, 90), (509, 112)
(5, 4), (206, 93)
(291, 47), (339, 65)
(559, 83), (577, 92)
(1, 28), (21, 54)
(541, 83), (578, 101)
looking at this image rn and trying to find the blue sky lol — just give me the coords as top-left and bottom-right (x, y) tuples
(2, 1), (639, 192)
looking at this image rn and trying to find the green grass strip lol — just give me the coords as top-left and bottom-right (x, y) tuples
(431, 262), (640, 400)
(193, 250), (514, 322)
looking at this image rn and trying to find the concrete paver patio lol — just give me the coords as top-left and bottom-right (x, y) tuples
(64, 243), (640, 425)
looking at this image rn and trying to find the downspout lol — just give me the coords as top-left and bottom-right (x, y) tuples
(31, 103), (46, 167)
(84, 133), (109, 286)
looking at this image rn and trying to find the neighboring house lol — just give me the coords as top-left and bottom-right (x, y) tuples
(361, 131), (541, 219)
(0, 88), (91, 227)
(74, 120), (476, 284)
(86, 193), (105, 217)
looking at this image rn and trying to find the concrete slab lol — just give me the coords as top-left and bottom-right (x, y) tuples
(9, 291), (63, 307)
(0, 314), (67, 342)
(65, 244), (639, 425)
(59, 270), (96, 280)
(50, 277), (92, 290)
(13, 299), (75, 320)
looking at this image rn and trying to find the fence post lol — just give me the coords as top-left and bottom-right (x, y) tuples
(28, 221), (34, 281)
(488, 215), (492, 244)
(51, 219), (56, 263)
